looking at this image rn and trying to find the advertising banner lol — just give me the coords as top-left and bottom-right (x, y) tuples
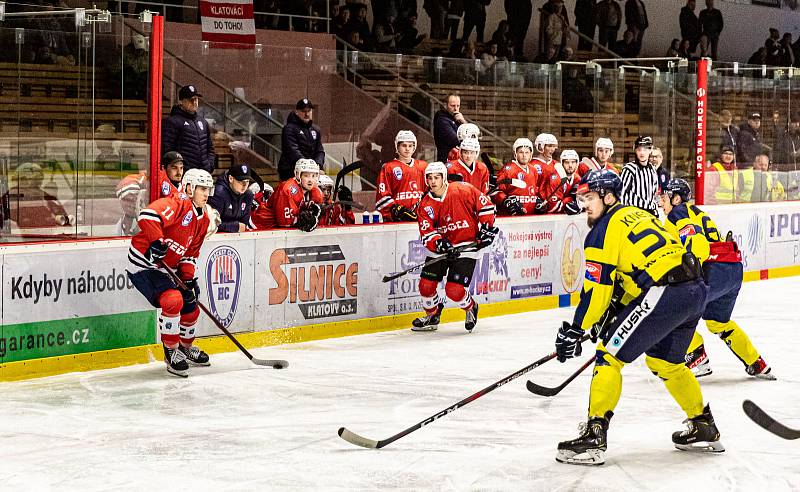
(199, 0), (256, 46)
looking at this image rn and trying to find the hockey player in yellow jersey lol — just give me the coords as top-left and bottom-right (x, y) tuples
(659, 178), (775, 380)
(554, 170), (723, 466)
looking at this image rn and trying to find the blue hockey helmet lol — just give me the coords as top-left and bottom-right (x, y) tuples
(577, 169), (622, 198)
(664, 178), (692, 202)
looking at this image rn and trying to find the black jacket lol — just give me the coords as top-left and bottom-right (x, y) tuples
(698, 7), (723, 37)
(162, 105), (215, 173)
(624, 0), (647, 30)
(278, 111), (325, 180)
(736, 122), (762, 166)
(208, 172), (254, 233)
(433, 109), (460, 161)
(679, 6), (700, 42)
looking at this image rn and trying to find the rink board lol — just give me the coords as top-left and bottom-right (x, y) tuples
(1, 201), (799, 380)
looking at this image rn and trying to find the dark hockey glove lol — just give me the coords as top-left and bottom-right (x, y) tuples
(297, 202), (322, 232)
(502, 195), (525, 215)
(564, 200), (582, 215)
(434, 237), (454, 256)
(555, 321), (584, 363)
(476, 223), (500, 249)
(337, 185), (353, 203)
(147, 240), (169, 263)
(390, 204), (417, 221)
(534, 196), (548, 214)
(180, 277), (200, 304)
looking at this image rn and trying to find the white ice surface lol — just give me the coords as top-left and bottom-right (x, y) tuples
(2, 277), (799, 491)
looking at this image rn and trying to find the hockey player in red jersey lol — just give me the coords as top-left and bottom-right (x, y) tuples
(577, 138), (619, 177)
(127, 168), (216, 377)
(446, 137), (490, 194)
(375, 130), (427, 222)
(318, 173), (355, 226)
(490, 138), (541, 215)
(530, 133), (565, 214)
(539, 149), (583, 215)
(251, 159), (324, 231)
(447, 122), (482, 162)
(156, 151), (185, 198)
(412, 162), (499, 333)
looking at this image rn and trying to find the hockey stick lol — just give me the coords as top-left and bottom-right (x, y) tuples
(381, 242), (478, 283)
(526, 356), (594, 397)
(743, 399), (800, 440)
(338, 334), (591, 449)
(162, 265), (288, 369)
(334, 159), (364, 195)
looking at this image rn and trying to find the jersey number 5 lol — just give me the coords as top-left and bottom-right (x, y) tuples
(628, 222), (675, 257)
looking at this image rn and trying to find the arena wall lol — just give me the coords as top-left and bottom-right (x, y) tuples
(1, 201), (799, 381)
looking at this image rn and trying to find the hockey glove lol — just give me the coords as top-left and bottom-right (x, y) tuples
(297, 201), (322, 232)
(476, 223), (500, 250)
(502, 195), (525, 215)
(564, 200), (582, 215)
(337, 185), (353, 203)
(147, 240), (169, 263)
(555, 321), (584, 363)
(390, 204), (417, 221)
(180, 277), (200, 304)
(434, 237), (454, 255)
(534, 196), (548, 214)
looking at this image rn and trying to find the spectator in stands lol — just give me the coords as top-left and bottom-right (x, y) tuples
(595, 0), (622, 49)
(666, 38), (680, 57)
(747, 46), (767, 65)
(541, 0), (570, 58)
(765, 28), (781, 66)
(679, 0), (701, 52)
(462, 0), (491, 44)
(34, 1), (74, 65)
(562, 67), (594, 112)
(779, 33), (795, 67)
(698, 0), (723, 60)
(424, 0), (448, 39)
(374, 15), (400, 52)
(446, 0), (464, 41)
(775, 112), (800, 171)
(110, 33), (149, 101)
(533, 44), (559, 64)
(278, 98), (325, 181)
(677, 38), (693, 59)
(696, 34), (712, 59)
(333, 6), (351, 37)
(615, 30), (638, 58)
(480, 42), (500, 76)
(370, 0), (396, 27)
(434, 94), (467, 161)
(162, 85), (216, 174)
(208, 164), (254, 233)
(560, 46), (576, 61)
(706, 146), (737, 204)
(624, 0), (648, 56)
(396, 14), (426, 52)
(506, 0), (533, 59)
(750, 153), (785, 202)
(254, 0), (281, 30)
(346, 4), (373, 49)
(398, 0), (417, 19)
(719, 109), (738, 156)
(736, 111), (763, 167)
(491, 20), (516, 59)
(574, 0), (597, 51)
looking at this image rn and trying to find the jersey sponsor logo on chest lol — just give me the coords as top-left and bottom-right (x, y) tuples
(584, 261), (602, 283)
(396, 191), (423, 201)
(435, 219), (470, 234)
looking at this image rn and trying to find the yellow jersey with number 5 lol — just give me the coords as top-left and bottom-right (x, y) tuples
(573, 204), (684, 331)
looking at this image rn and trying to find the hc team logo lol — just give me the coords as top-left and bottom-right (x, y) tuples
(181, 210), (193, 227)
(393, 167), (404, 181)
(290, 185), (298, 195)
(425, 206), (435, 219)
(205, 246), (242, 328)
(161, 181), (170, 196)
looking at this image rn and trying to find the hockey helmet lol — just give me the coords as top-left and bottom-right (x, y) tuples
(318, 174), (335, 189)
(457, 122), (481, 141)
(181, 168), (215, 196)
(394, 130), (417, 150)
(560, 149), (580, 162)
(534, 133), (558, 153)
(577, 169), (622, 198)
(634, 135), (654, 150)
(424, 161), (448, 180)
(595, 137), (614, 151)
(664, 178), (692, 202)
(513, 137), (534, 153)
(294, 158), (320, 180)
(459, 137), (481, 152)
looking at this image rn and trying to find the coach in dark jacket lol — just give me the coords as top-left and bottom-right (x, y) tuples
(736, 111), (763, 167)
(162, 85), (216, 173)
(433, 94), (466, 161)
(277, 98), (325, 180)
(208, 164), (254, 233)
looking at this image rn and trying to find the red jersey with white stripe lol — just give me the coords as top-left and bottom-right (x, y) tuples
(489, 161), (540, 214)
(250, 178), (324, 229)
(417, 182), (495, 252)
(375, 158), (427, 221)
(446, 159), (490, 195)
(128, 193), (210, 279)
(533, 160), (565, 205)
(156, 167), (182, 198)
(577, 158), (619, 178)
(545, 170), (581, 214)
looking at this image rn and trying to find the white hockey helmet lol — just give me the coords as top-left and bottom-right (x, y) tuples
(457, 122), (481, 142)
(394, 130), (417, 150)
(513, 137), (534, 153)
(424, 161), (448, 181)
(294, 158), (320, 180)
(595, 137), (614, 151)
(181, 168), (215, 196)
(560, 149), (580, 162)
(459, 137), (481, 152)
(534, 133), (558, 153)
(318, 174), (334, 189)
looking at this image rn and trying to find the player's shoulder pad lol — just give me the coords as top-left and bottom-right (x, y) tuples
(668, 203), (691, 223)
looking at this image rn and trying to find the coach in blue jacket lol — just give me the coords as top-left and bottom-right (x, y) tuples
(162, 85), (216, 173)
(433, 93), (466, 161)
(208, 164), (254, 233)
(277, 98), (325, 180)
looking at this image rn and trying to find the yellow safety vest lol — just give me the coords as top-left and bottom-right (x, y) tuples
(711, 162), (735, 203)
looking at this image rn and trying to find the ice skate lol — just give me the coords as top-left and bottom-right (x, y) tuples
(412, 303), (443, 332)
(465, 301), (479, 332)
(180, 344), (210, 366)
(746, 356), (776, 381)
(556, 412), (612, 466)
(163, 344), (189, 378)
(673, 404), (725, 452)
(685, 344), (712, 378)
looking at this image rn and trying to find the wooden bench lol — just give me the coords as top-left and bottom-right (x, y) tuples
(0, 62), (108, 99)
(0, 97), (148, 134)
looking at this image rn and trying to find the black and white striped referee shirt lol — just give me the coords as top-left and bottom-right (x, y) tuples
(620, 160), (659, 214)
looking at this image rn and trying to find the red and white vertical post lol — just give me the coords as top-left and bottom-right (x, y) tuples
(147, 15), (165, 203)
(694, 58), (710, 205)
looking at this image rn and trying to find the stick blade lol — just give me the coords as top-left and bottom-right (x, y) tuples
(526, 380), (560, 397)
(743, 399), (800, 440)
(338, 427), (380, 448)
(251, 358), (289, 369)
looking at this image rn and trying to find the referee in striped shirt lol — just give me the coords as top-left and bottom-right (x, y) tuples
(620, 136), (659, 216)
